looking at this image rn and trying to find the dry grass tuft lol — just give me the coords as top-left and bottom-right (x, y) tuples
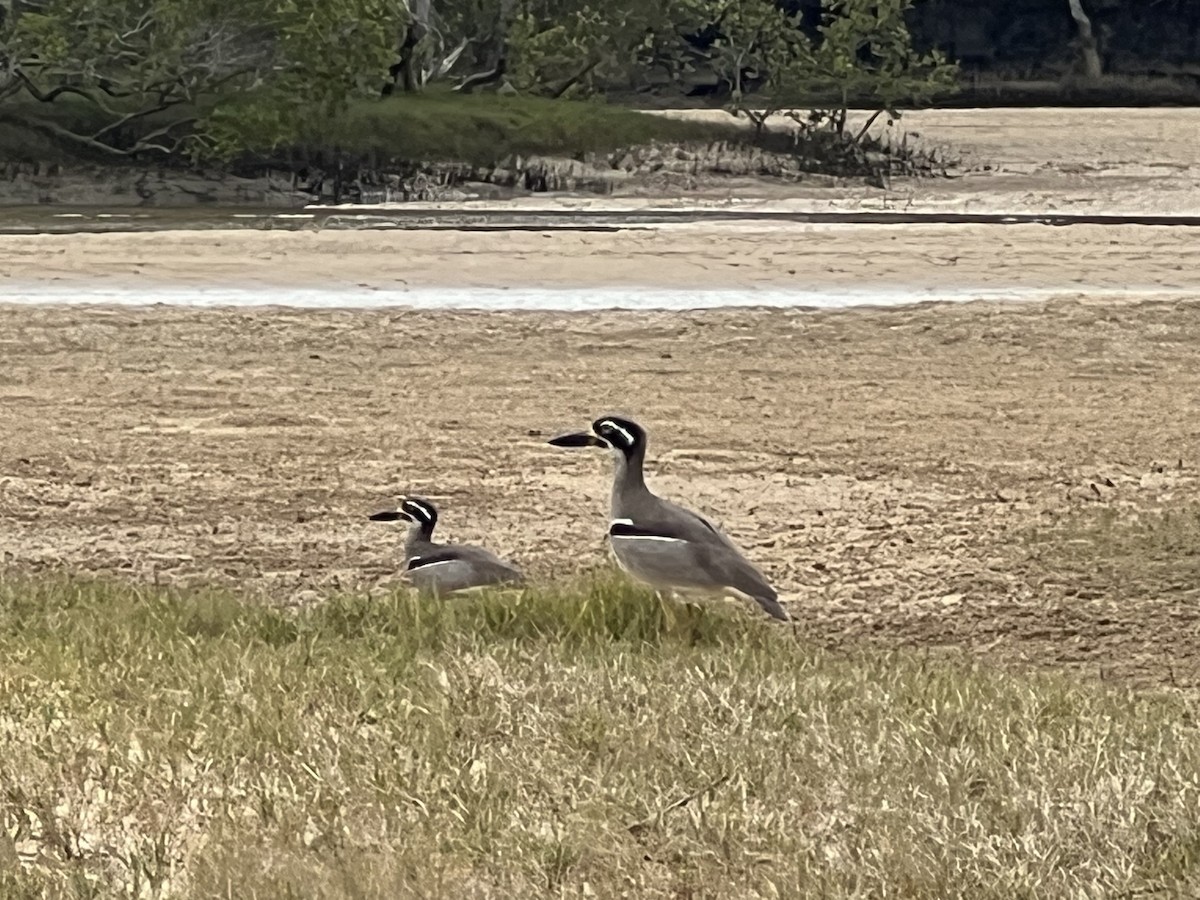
(0, 573), (1198, 898)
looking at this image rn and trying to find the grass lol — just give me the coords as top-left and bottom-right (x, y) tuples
(5, 72), (1200, 170)
(0, 91), (739, 168)
(0, 573), (1199, 897)
(291, 91), (738, 166)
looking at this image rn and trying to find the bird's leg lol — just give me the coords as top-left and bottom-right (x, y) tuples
(668, 589), (702, 617)
(654, 590), (678, 629)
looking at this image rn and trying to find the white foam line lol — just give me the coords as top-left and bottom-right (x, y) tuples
(0, 285), (1184, 312)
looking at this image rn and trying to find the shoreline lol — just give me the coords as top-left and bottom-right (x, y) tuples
(1, 285), (1193, 313)
(8, 208), (1200, 237)
(4, 108), (1200, 217)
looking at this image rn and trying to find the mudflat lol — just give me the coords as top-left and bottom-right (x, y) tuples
(4, 106), (1200, 690)
(3, 297), (1199, 689)
(1, 221), (1198, 295)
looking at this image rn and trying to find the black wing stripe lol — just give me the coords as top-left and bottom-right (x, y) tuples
(609, 522), (690, 540)
(406, 551), (461, 571)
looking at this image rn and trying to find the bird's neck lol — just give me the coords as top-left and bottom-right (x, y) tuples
(612, 447), (650, 508)
(405, 522), (436, 556)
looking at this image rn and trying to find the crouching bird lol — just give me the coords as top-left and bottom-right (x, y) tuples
(547, 416), (788, 621)
(368, 496), (524, 597)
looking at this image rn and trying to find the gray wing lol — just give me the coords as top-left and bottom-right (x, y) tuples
(404, 544), (524, 597)
(611, 501), (788, 621)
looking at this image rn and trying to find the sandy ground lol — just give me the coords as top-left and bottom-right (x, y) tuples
(3, 108), (1200, 691)
(4, 111), (1198, 295)
(372, 107), (1200, 216)
(3, 299), (1200, 691)
(3, 222), (1200, 295)
(653, 108), (1200, 216)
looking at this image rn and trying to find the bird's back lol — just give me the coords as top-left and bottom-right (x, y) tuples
(610, 490), (786, 619)
(404, 542), (524, 597)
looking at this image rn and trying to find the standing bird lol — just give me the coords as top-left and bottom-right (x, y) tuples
(368, 496), (525, 597)
(547, 416), (789, 621)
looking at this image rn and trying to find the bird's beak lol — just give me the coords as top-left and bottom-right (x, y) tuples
(368, 509), (414, 522)
(548, 430), (608, 448)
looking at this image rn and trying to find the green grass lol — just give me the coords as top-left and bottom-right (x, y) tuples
(0, 91), (738, 168)
(292, 91), (736, 165)
(0, 572), (1198, 898)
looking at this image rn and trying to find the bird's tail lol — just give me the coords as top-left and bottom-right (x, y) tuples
(754, 594), (790, 622)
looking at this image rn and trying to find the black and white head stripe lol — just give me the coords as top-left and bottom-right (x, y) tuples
(592, 416), (643, 452)
(400, 497), (438, 527)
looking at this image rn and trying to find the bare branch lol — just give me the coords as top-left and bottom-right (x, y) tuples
(127, 117), (198, 154)
(1066, 0), (1103, 79)
(115, 9), (156, 46)
(424, 36), (469, 82)
(852, 108), (887, 144)
(90, 96), (187, 140)
(0, 109), (196, 157)
(13, 69), (121, 114)
(549, 57), (600, 99)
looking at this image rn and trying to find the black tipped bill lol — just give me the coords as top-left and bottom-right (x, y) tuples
(368, 509), (412, 522)
(548, 431), (608, 448)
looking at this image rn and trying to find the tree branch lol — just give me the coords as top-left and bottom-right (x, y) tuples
(0, 109), (195, 157)
(115, 9), (156, 47)
(126, 117), (197, 155)
(1066, 0), (1103, 79)
(549, 57), (600, 99)
(13, 69), (121, 114)
(852, 107), (886, 144)
(90, 98), (180, 140)
(0, 73), (21, 104)
(454, 57), (506, 93)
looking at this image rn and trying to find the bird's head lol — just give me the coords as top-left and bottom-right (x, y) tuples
(368, 496), (439, 531)
(547, 415), (646, 459)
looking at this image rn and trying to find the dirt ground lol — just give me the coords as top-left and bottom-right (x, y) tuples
(4, 106), (1200, 690)
(650, 107), (1200, 216)
(3, 222), (1199, 294)
(3, 297), (1200, 690)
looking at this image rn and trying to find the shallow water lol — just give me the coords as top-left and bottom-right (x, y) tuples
(2, 284), (1179, 312)
(5, 205), (1200, 235)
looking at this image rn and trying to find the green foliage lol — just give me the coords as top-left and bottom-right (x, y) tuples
(0, 0), (954, 163)
(710, 0), (956, 139)
(195, 0), (406, 158)
(0, 87), (741, 167)
(505, 0), (710, 97)
(0, 0), (406, 158)
(809, 0), (957, 129)
(707, 0), (810, 134)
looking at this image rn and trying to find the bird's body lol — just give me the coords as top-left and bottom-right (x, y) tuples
(549, 416), (789, 621)
(369, 497), (524, 597)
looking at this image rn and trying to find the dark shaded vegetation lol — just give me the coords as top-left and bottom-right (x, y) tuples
(908, 0), (1200, 81)
(0, 92), (735, 167)
(904, 0), (1200, 107)
(0, 0), (955, 183)
(290, 92), (734, 166)
(0, 0), (1194, 179)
